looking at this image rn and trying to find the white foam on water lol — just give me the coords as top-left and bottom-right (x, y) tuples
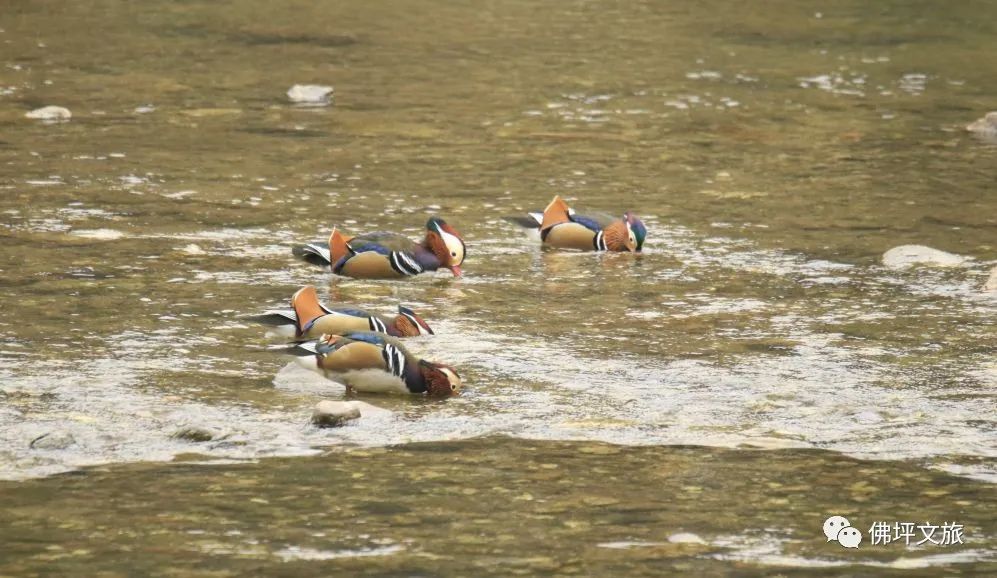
(712, 532), (996, 568)
(0, 223), (992, 485)
(69, 229), (126, 240)
(274, 544), (404, 561)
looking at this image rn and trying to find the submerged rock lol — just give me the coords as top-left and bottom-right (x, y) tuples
(882, 245), (966, 269)
(25, 105), (71, 121)
(984, 266), (997, 293)
(172, 426), (220, 442)
(29, 431), (76, 450)
(287, 84), (334, 106)
(668, 532), (707, 545)
(966, 112), (997, 136)
(68, 228), (125, 240)
(181, 108), (242, 117)
(312, 400), (361, 428)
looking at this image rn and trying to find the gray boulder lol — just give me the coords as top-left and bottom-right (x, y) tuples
(171, 426), (220, 442)
(312, 400), (362, 428)
(882, 245), (966, 269)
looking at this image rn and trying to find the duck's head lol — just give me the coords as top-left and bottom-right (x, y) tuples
(394, 305), (435, 336)
(603, 219), (638, 252)
(425, 217), (466, 277)
(625, 212), (647, 252)
(420, 360), (462, 397)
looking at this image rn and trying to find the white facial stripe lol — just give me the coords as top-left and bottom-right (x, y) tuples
(439, 230), (465, 264)
(439, 368), (460, 386)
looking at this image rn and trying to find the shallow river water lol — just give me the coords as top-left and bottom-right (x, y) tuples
(1, 0), (995, 574)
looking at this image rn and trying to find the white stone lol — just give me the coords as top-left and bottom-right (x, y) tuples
(966, 112), (997, 135)
(882, 245), (966, 269)
(287, 84), (334, 105)
(668, 532), (706, 544)
(69, 229), (125, 240)
(25, 105), (71, 121)
(312, 400), (361, 427)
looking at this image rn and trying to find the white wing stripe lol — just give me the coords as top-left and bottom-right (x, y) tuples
(398, 251), (423, 273)
(594, 231), (607, 251)
(381, 344), (405, 377)
(390, 251), (422, 275)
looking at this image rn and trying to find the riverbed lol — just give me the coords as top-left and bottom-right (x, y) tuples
(1, 0), (994, 574)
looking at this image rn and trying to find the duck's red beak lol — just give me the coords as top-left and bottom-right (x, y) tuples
(449, 265), (462, 277)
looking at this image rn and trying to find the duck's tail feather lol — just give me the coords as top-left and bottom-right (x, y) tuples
(293, 243), (332, 266)
(248, 310), (298, 327)
(283, 341), (320, 356)
(503, 214), (544, 229)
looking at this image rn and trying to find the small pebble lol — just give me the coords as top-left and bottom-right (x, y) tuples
(287, 84), (334, 106)
(25, 106), (71, 121)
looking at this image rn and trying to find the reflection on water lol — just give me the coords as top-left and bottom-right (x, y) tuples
(0, 0), (995, 573)
(1, 439), (995, 575)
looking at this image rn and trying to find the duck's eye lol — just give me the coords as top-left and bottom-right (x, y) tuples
(450, 383), (457, 390)
(451, 251), (457, 257)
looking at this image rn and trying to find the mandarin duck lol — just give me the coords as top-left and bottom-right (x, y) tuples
(293, 217), (466, 279)
(288, 331), (462, 396)
(250, 285), (433, 340)
(510, 195), (646, 252)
